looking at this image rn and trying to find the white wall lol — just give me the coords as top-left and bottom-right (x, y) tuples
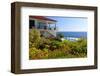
(0, 0), (99, 76)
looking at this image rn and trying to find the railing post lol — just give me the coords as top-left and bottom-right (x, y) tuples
(55, 23), (56, 30)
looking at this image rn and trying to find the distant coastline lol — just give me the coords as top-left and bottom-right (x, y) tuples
(57, 31), (87, 41)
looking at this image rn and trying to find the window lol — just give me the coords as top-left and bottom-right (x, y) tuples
(29, 20), (35, 29)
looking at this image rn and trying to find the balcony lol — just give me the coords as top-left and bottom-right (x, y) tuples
(37, 26), (57, 31)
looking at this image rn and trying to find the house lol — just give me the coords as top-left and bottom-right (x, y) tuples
(29, 16), (58, 38)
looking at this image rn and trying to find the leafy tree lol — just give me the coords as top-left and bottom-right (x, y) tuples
(57, 33), (64, 38)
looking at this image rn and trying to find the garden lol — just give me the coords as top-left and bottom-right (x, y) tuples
(29, 29), (87, 60)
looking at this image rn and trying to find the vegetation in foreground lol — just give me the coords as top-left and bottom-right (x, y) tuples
(29, 29), (87, 60)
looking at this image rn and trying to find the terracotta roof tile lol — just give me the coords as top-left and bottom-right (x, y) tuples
(29, 16), (57, 22)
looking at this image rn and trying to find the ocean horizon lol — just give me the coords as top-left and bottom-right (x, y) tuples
(57, 31), (87, 40)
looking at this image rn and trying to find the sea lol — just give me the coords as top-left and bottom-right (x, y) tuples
(57, 32), (87, 41)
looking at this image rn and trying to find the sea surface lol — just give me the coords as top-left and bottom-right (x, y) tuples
(57, 32), (87, 41)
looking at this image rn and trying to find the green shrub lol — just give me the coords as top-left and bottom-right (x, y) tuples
(67, 38), (87, 56)
(57, 33), (64, 38)
(29, 47), (48, 59)
(29, 30), (87, 59)
(29, 29), (41, 48)
(38, 37), (51, 50)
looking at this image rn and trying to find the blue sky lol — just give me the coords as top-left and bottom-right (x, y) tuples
(47, 16), (88, 32)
